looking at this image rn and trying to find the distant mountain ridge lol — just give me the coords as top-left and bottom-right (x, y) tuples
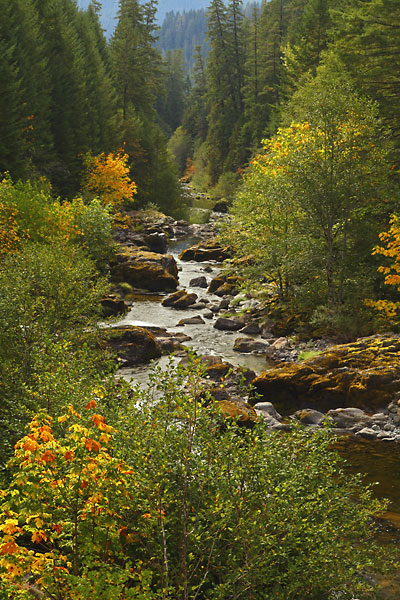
(76, 1), (211, 37)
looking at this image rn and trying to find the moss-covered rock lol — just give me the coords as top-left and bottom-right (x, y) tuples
(107, 326), (162, 366)
(252, 334), (400, 413)
(218, 400), (259, 426)
(111, 247), (178, 292)
(162, 289), (198, 308)
(179, 238), (230, 262)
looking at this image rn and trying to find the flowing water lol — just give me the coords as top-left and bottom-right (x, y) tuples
(116, 235), (270, 385)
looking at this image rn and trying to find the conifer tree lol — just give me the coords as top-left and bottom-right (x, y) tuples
(13, 0), (54, 176)
(76, 9), (116, 154)
(182, 45), (208, 143)
(0, 1), (25, 178)
(332, 0), (400, 142)
(110, 0), (160, 121)
(33, 0), (89, 194)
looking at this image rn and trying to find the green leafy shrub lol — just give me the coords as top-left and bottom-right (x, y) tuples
(0, 242), (109, 463)
(0, 360), (397, 599)
(70, 197), (114, 269)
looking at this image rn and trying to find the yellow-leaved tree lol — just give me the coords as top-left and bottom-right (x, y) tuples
(368, 215), (400, 319)
(82, 151), (137, 209)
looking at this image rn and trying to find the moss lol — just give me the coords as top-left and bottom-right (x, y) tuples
(253, 334), (400, 413)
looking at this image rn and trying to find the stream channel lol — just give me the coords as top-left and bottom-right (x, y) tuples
(115, 227), (400, 598)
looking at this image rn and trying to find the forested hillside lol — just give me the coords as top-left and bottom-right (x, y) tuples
(156, 9), (208, 71)
(76, 0), (212, 35)
(0, 0), (181, 213)
(166, 0), (400, 337)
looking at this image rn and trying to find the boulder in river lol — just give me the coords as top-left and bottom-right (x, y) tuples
(107, 326), (162, 366)
(178, 316), (206, 325)
(252, 334), (400, 414)
(162, 289), (198, 308)
(111, 247), (178, 292)
(233, 337), (270, 354)
(179, 238), (230, 262)
(214, 317), (246, 331)
(189, 276), (208, 288)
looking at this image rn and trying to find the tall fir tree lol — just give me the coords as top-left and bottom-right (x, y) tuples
(33, 0), (90, 194)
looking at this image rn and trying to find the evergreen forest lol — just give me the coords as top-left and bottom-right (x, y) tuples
(1, 0), (400, 599)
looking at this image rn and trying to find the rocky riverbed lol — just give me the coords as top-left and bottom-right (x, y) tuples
(105, 209), (400, 446)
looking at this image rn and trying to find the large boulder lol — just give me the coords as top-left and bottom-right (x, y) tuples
(107, 326), (162, 366)
(252, 334), (400, 414)
(179, 238), (230, 262)
(111, 247), (178, 292)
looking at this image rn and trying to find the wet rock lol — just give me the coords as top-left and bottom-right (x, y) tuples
(172, 332), (192, 342)
(253, 334), (400, 413)
(212, 199), (229, 213)
(107, 326), (162, 366)
(111, 247), (178, 292)
(100, 294), (129, 317)
(294, 409), (327, 426)
(326, 408), (371, 429)
(162, 290), (198, 309)
(214, 317), (246, 331)
(233, 337), (270, 354)
(356, 427), (378, 440)
(179, 238), (230, 262)
(240, 322), (261, 335)
(145, 232), (168, 254)
(203, 311), (214, 319)
(208, 276), (226, 294)
(203, 265), (213, 273)
(179, 355), (233, 380)
(265, 337), (290, 358)
(219, 299), (230, 310)
(158, 338), (186, 355)
(190, 302), (207, 310)
(189, 276), (208, 288)
(113, 229), (150, 250)
(178, 316), (206, 325)
(214, 283), (238, 297)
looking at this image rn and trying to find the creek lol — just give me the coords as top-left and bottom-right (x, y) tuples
(116, 234), (270, 386)
(115, 221), (400, 598)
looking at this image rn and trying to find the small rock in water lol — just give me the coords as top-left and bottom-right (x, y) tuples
(219, 299), (230, 310)
(203, 311), (214, 319)
(190, 302), (207, 310)
(355, 427), (377, 440)
(178, 316), (205, 325)
(239, 322), (261, 335)
(214, 317), (246, 331)
(189, 276), (208, 288)
(294, 409), (327, 426)
(233, 337), (270, 354)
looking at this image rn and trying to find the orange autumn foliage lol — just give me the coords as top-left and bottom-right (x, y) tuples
(83, 150), (137, 209)
(366, 215), (400, 318)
